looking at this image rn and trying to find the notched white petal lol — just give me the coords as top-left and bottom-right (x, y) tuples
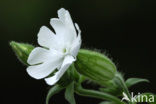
(27, 47), (49, 65)
(50, 18), (65, 35)
(38, 26), (55, 48)
(44, 55), (75, 85)
(58, 8), (76, 36)
(58, 8), (72, 25)
(27, 58), (63, 79)
(58, 8), (66, 20)
(50, 18), (76, 47)
(70, 23), (82, 57)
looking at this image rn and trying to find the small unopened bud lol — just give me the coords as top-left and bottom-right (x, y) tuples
(75, 49), (117, 86)
(10, 41), (34, 65)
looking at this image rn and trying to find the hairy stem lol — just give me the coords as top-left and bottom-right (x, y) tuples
(75, 85), (124, 104)
(115, 73), (135, 104)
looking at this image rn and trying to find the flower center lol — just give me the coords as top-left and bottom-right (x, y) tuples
(62, 47), (70, 56)
(63, 48), (67, 53)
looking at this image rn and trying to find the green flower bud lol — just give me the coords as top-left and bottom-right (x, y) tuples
(10, 41), (34, 65)
(75, 49), (117, 86)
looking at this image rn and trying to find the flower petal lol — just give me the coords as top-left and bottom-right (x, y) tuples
(70, 23), (81, 57)
(38, 26), (55, 48)
(58, 8), (75, 31)
(44, 55), (75, 85)
(50, 18), (76, 48)
(50, 18), (65, 35)
(27, 47), (49, 65)
(27, 49), (64, 79)
(27, 61), (61, 79)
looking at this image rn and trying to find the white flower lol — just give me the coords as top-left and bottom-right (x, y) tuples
(26, 8), (81, 85)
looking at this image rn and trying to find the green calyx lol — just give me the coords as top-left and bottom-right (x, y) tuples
(75, 49), (117, 86)
(10, 41), (34, 65)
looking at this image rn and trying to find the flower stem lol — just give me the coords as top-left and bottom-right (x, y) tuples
(115, 73), (135, 104)
(75, 85), (124, 104)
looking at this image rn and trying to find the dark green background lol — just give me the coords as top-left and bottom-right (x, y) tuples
(0, 0), (156, 104)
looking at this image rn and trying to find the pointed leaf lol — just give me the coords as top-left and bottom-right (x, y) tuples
(46, 84), (64, 104)
(125, 78), (149, 88)
(65, 82), (76, 104)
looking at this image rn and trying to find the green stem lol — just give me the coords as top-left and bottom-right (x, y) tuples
(116, 74), (131, 98)
(75, 85), (124, 104)
(115, 73), (134, 104)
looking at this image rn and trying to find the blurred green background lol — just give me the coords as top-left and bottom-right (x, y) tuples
(0, 0), (156, 104)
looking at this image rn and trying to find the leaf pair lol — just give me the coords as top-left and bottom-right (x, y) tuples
(46, 82), (76, 104)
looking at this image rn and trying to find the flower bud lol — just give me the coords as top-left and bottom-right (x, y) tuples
(75, 49), (117, 86)
(10, 41), (34, 65)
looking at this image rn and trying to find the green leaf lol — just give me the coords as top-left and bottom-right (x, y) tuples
(65, 82), (76, 104)
(46, 84), (64, 104)
(99, 101), (115, 104)
(125, 78), (149, 88)
(10, 41), (34, 65)
(136, 93), (156, 104)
